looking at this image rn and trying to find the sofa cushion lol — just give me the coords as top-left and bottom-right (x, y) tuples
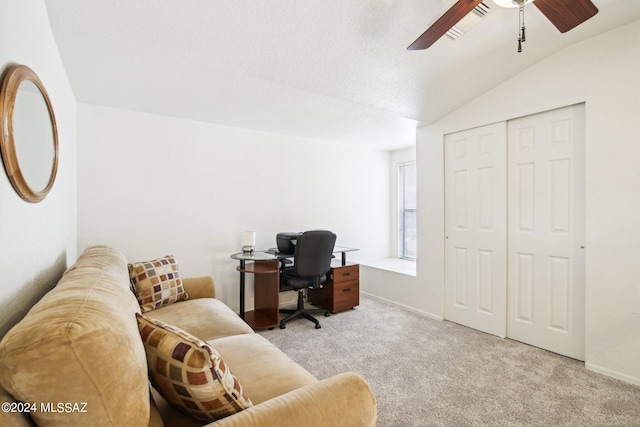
(137, 314), (253, 422)
(129, 255), (188, 312)
(208, 333), (317, 405)
(149, 298), (254, 341)
(0, 245), (151, 427)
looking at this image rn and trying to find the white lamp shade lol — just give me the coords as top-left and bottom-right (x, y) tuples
(241, 231), (256, 246)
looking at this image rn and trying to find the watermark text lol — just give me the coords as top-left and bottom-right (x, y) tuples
(2, 401), (88, 413)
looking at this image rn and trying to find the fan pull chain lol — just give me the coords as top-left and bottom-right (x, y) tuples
(518, 1), (526, 52)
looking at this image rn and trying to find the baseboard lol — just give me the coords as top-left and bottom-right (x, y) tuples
(360, 291), (443, 321)
(585, 363), (640, 386)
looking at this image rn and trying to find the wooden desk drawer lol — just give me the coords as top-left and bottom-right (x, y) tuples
(309, 264), (360, 313)
(331, 264), (359, 283)
(332, 279), (359, 313)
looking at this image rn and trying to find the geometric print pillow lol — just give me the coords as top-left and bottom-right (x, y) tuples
(129, 255), (188, 313)
(136, 314), (253, 422)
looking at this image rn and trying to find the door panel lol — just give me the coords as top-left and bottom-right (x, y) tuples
(445, 122), (507, 337)
(507, 104), (585, 360)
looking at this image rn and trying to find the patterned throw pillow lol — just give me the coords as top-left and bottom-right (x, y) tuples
(129, 255), (188, 313)
(136, 314), (253, 421)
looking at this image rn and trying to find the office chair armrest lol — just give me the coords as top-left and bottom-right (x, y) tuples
(208, 372), (377, 427)
(182, 276), (216, 299)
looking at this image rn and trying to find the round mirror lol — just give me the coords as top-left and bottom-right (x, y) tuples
(0, 65), (58, 203)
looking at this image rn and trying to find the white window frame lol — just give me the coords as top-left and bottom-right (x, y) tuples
(398, 161), (416, 260)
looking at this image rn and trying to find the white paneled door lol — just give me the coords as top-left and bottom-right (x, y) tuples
(444, 104), (585, 360)
(507, 104), (585, 360)
(444, 122), (508, 338)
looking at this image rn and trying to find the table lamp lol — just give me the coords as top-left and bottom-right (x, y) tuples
(241, 231), (256, 254)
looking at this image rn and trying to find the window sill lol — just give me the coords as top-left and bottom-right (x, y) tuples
(360, 258), (416, 276)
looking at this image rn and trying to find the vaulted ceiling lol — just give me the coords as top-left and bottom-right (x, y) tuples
(45, 0), (640, 150)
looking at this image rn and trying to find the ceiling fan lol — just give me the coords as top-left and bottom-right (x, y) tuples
(408, 0), (599, 52)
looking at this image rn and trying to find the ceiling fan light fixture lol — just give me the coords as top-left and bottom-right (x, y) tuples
(492, 0), (533, 8)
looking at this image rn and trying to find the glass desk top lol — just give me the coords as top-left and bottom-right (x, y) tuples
(231, 246), (358, 261)
(230, 251), (278, 261)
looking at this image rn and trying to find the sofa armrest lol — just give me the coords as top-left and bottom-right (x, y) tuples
(208, 372), (377, 427)
(182, 276), (216, 299)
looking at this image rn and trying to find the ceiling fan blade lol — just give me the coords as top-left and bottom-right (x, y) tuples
(407, 0), (482, 50)
(533, 0), (598, 33)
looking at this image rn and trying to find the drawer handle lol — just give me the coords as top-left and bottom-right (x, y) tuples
(342, 272), (351, 276)
(342, 288), (351, 292)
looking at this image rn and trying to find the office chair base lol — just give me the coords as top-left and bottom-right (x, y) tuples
(279, 291), (329, 329)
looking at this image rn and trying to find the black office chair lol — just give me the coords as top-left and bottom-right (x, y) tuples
(279, 230), (337, 329)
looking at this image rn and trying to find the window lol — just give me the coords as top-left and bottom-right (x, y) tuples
(398, 161), (417, 260)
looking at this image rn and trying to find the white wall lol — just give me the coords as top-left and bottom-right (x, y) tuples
(416, 20), (640, 384)
(0, 0), (77, 337)
(77, 104), (390, 310)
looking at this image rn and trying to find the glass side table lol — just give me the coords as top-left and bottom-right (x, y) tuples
(230, 252), (280, 330)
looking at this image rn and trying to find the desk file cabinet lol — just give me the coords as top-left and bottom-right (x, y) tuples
(309, 264), (359, 313)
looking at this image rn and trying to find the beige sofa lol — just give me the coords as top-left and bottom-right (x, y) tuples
(0, 245), (377, 427)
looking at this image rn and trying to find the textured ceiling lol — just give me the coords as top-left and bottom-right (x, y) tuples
(45, 0), (640, 150)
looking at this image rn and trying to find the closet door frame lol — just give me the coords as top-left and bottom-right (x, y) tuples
(443, 104), (586, 361)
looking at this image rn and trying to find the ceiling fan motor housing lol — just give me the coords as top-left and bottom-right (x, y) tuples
(492, 0), (532, 8)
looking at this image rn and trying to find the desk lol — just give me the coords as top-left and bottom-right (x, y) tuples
(230, 246), (358, 329)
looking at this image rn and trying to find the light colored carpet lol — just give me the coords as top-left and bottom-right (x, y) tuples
(258, 295), (640, 426)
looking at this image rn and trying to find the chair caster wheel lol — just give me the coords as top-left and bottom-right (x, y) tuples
(315, 324), (321, 329)
(324, 312), (331, 317)
(279, 324), (286, 329)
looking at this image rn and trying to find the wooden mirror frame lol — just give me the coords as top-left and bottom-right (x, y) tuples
(0, 64), (59, 203)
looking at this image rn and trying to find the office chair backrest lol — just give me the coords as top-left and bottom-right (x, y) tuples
(293, 230), (337, 278)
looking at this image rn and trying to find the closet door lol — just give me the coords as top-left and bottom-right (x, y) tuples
(444, 122), (507, 337)
(507, 104), (585, 360)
